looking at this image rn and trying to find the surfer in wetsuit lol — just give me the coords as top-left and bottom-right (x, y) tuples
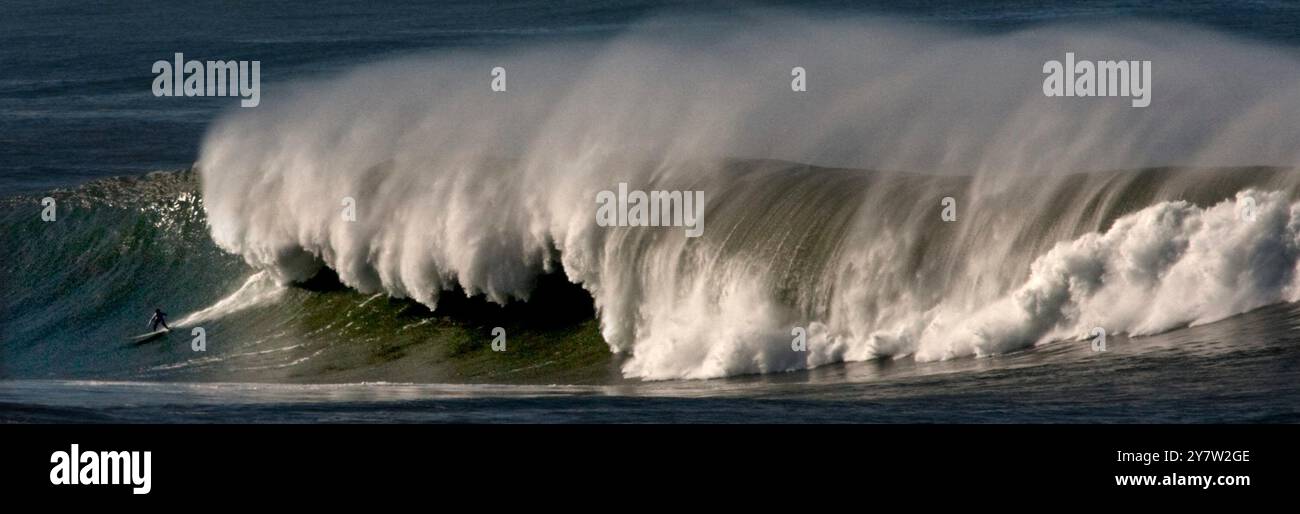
(148, 308), (170, 331)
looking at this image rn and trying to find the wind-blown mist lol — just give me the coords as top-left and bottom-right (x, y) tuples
(197, 14), (1300, 379)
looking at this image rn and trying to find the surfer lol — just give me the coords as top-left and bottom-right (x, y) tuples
(148, 308), (170, 331)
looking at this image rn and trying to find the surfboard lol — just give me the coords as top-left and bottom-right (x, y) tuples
(129, 328), (170, 344)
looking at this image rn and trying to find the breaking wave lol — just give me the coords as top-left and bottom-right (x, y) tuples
(195, 14), (1300, 379)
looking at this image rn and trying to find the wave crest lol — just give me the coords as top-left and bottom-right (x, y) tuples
(198, 15), (1300, 379)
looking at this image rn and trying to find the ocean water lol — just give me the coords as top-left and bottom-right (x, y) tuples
(3, 0), (1300, 423)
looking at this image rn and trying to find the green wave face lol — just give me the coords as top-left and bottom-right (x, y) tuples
(0, 172), (614, 384)
(3, 163), (1297, 383)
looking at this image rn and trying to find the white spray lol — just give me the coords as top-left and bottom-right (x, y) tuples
(198, 14), (1300, 379)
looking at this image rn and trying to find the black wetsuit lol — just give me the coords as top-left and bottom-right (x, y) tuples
(149, 311), (170, 331)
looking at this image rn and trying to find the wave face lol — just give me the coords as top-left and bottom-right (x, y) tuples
(0, 172), (252, 378)
(0, 172), (611, 383)
(197, 14), (1300, 379)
